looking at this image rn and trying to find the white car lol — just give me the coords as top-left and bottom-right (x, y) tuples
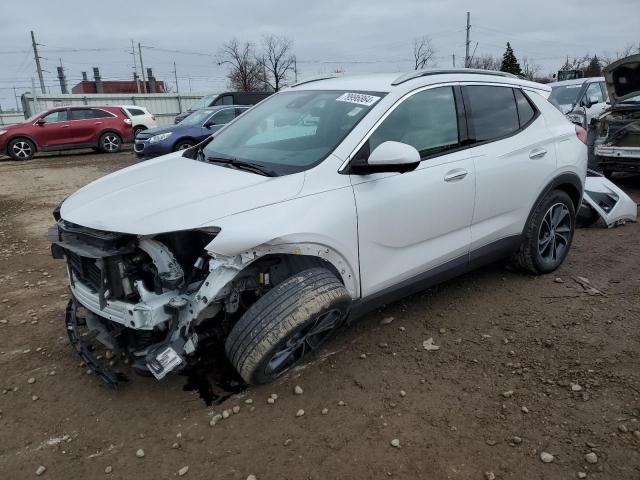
(548, 77), (609, 127)
(120, 105), (158, 137)
(50, 70), (587, 386)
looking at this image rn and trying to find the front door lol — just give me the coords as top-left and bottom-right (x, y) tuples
(33, 109), (72, 147)
(350, 86), (475, 297)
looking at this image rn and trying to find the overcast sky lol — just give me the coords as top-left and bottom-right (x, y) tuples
(0, 0), (638, 109)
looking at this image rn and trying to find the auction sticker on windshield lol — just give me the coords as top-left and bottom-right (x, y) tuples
(336, 92), (381, 106)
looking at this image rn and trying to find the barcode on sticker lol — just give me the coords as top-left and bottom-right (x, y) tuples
(150, 347), (182, 380)
(336, 92), (380, 107)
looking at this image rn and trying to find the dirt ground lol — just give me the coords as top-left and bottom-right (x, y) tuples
(0, 150), (639, 480)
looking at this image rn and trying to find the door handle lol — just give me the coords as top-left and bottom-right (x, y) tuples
(94, 121), (103, 125)
(444, 168), (468, 182)
(529, 148), (547, 159)
(60, 125), (69, 128)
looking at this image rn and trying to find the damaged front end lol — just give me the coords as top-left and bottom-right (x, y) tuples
(49, 217), (240, 386)
(591, 53), (640, 174)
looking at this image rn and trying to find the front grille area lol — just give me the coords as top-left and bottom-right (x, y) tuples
(67, 251), (102, 292)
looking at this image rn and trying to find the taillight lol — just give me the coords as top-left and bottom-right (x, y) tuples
(151, 115), (156, 121)
(124, 118), (132, 125)
(575, 125), (587, 145)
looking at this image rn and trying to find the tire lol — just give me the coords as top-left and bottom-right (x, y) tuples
(225, 267), (351, 385)
(133, 126), (146, 137)
(603, 170), (614, 180)
(7, 138), (35, 160)
(173, 139), (195, 151)
(576, 204), (600, 228)
(515, 189), (576, 274)
(99, 132), (122, 153)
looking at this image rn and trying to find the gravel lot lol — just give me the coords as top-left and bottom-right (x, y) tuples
(0, 150), (639, 480)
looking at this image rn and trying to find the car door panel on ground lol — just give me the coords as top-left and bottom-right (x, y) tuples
(350, 85), (475, 297)
(463, 85), (557, 250)
(35, 109), (73, 147)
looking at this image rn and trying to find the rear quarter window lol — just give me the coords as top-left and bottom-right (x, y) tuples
(514, 89), (536, 127)
(464, 85), (520, 142)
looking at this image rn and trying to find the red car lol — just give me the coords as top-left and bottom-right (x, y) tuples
(0, 106), (134, 160)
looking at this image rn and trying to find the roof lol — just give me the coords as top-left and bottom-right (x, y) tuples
(549, 77), (604, 87)
(288, 69), (551, 94)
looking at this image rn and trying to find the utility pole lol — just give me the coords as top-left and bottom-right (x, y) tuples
(131, 40), (140, 93)
(31, 30), (46, 94)
(13, 87), (20, 111)
(452, 54), (456, 68)
(138, 42), (146, 93)
(293, 57), (298, 83)
(173, 61), (181, 112)
(464, 12), (471, 68)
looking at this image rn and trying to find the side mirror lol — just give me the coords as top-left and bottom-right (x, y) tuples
(353, 141), (420, 174)
(35, 119), (46, 126)
(582, 96), (599, 108)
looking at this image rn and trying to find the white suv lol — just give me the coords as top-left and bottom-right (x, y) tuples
(121, 105), (158, 137)
(50, 70), (587, 386)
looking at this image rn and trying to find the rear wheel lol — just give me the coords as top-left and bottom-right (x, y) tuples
(133, 126), (146, 137)
(225, 268), (351, 385)
(173, 139), (195, 151)
(99, 132), (122, 153)
(8, 138), (35, 160)
(516, 189), (576, 274)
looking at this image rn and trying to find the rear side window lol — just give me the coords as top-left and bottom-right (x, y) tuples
(368, 86), (459, 158)
(213, 95), (234, 106)
(514, 89), (536, 127)
(464, 86), (519, 142)
(69, 109), (92, 120)
(127, 108), (146, 116)
(90, 109), (114, 119)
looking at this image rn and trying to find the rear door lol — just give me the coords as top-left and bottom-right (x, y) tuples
(33, 109), (72, 147)
(351, 85), (475, 296)
(463, 85), (557, 253)
(68, 108), (97, 144)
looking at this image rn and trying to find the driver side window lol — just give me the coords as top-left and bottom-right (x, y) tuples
(368, 86), (459, 158)
(42, 110), (69, 122)
(211, 108), (236, 125)
(585, 83), (604, 104)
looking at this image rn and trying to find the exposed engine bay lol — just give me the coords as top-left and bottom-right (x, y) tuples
(48, 216), (337, 387)
(592, 105), (640, 173)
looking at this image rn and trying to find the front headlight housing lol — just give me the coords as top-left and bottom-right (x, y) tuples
(149, 132), (172, 143)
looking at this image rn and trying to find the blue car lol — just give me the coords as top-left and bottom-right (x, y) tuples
(134, 105), (249, 159)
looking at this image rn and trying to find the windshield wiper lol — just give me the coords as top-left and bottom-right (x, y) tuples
(205, 156), (277, 177)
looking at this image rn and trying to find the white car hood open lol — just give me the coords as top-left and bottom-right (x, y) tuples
(604, 54), (640, 104)
(60, 153), (304, 235)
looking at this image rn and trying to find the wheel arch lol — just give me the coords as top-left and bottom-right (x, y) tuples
(526, 172), (583, 228)
(6, 135), (39, 154)
(172, 137), (196, 151)
(97, 129), (123, 143)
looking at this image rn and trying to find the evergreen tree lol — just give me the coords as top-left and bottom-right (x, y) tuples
(584, 55), (602, 77)
(500, 42), (523, 76)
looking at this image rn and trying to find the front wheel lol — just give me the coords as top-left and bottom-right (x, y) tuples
(225, 268), (351, 385)
(173, 140), (195, 151)
(99, 132), (122, 153)
(515, 189), (576, 274)
(8, 138), (35, 160)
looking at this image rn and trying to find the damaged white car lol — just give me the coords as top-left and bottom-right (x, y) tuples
(49, 70), (587, 386)
(592, 54), (640, 177)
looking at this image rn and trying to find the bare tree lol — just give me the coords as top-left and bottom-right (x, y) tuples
(259, 35), (295, 92)
(521, 56), (541, 81)
(468, 54), (501, 71)
(219, 39), (263, 91)
(601, 43), (637, 66)
(413, 36), (436, 70)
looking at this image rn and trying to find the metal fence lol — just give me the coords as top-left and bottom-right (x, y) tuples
(0, 112), (26, 126)
(19, 92), (211, 127)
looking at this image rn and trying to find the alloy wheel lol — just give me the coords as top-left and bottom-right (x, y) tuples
(265, 308), (342, 376)
(538, 202), (571, 262)
(12, 141), (32, 159)
(103, 135), (120, 152)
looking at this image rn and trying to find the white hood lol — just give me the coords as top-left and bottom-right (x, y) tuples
(60, 152), (305, 235)
(604, 54), (640, 104)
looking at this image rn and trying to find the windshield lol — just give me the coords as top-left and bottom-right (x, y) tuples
(189, 94), (216, 111)
(181, 109), (214, 126)
(549, 84), (582, 106)
(201, 90), (383, 175)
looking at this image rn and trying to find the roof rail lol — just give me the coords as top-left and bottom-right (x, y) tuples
(391, 68), (517, 86)
(290, 75), (339, 88)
